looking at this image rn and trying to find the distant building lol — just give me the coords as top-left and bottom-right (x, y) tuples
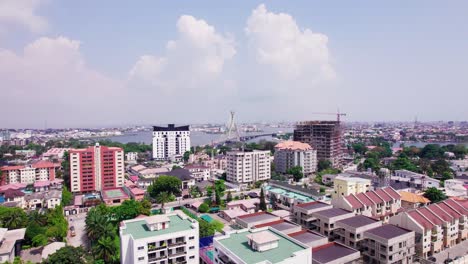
(399, 191), (430, 209)
(0, 161), (59, 186)
(69, 143), (124, 193)
(120, 211), (199, 264)
(332, 176), (371, 199)
(184, 164), (211, 182)
(274, 141), (317, 174)
(293, 121), (343, 167)
(226, 150), (271, 184)
(14, 150), (36, 158)
(125, 152), (138, 162)
(41, 148), (70, 160)
(392, 170), (440, 189)
(152, 124), (190, 161)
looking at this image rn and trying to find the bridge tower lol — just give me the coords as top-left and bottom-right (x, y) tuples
(218, 111), (241, 144)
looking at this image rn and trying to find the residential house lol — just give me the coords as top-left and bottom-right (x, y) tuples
(311, 208), (355, 237)
(292, 201), (333, 229)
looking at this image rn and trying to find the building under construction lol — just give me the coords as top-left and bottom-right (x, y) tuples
(293, 121), (343, 167)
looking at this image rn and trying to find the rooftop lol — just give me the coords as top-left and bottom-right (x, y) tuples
(288, 230), (327, 245)
(312, 242), (360, 264)
(313, 208), (353, 218)
(217, 228), (306, 264)
(399, 191), (430, 204)
(365, 224), (412, 239)
(121, 212), (195, 240)
(274, 141), (312, 151)
(246, 230), (279, 244)
(101, 188), (129, 200)
(265, 185), (315, 203)
(295, 201), (330, 211)
(337, 215), (380, 228)
(238, 212), (279, 224)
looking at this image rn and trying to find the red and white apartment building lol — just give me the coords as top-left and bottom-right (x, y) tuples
(1, 161), (60, 185)
(69, 143), (124, 193)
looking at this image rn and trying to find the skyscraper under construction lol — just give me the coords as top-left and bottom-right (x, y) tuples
(293, 121), (343, 167)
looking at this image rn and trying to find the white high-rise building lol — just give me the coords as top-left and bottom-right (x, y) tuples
(152, 124), (191, 160)
(226, 150), (271, 184)
(120, 211), (199, 264)
(274, 141), (317, 174)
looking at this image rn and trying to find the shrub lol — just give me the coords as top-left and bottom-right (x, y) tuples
(198, 203), (209, 213)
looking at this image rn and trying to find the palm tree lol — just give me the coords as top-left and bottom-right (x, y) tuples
(28, 210), (47, 226)
(85, 209), (106, 242)
(156, 192), (171, 210)
(93, 236), (117, 263)
(3, 209), (26, 229)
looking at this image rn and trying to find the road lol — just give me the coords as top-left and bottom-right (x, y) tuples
(431, 239), (468, 263)
(67, 212), (89, 249)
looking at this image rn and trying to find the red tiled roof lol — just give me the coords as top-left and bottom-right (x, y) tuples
(254, 219), (284, 228)
(375, 189), (392, 202)
(437, 202), (462, 219)
(32, 160), (59, 169)
(418, 207), (443, 226)
(444, 199), (468, 216)
(408, 210), (434, 230)
(345, 194), (364, 209)
(1, 165), (24, 171)
(382, 187), (401, 200)
(427, 204), (453, 222)
(356, 193), (375, 206)
(366, 191), (384, 204)
(288, 230), (308, 237)
(238, 211), (266, 219)
(296, 201), (319, 208)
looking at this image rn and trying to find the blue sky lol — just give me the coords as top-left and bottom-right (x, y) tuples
(1, 1), (467, 128)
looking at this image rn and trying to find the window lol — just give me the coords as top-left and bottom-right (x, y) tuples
(189, 236), (195, 240)
(138, 246), (144, 250)
(189, 246), (195, 250)
(189, 256), (195, 259)
(138, 257), (144, 261)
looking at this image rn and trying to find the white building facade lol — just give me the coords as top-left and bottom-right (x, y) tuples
(226, 150), (271, 184)
(274, 141), (317, 174)
(120, 212), (199, 264)
(152, 124), (191, 160)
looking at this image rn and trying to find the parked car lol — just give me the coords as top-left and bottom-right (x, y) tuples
(70, 226), (76, 237)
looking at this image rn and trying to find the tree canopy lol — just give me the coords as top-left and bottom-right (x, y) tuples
(147, 175), (182, 198)
(43, 246), (87, 264)
(423, 187), (447, 203)
(287, 166), (304, 182)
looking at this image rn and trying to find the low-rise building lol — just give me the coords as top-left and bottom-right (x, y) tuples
(335, 215), (383, 250)
(389, 199), (468, 258)
(332, 176), (371, 199)
(312, 242), (361, 264)
(219, 198), (260, 222)
(392, 170), (440, 189)
(311, 208), (355, 237)
(213, 227), (312, 264)
(254, 219), (302, 235)
(184, 165), (211, 182)
(293, 201), (333, 229)
(399, 191), (430, 209)
(226, 150), (271, 184)
(362, 224), (415, 264)
(288, 230), (328, 248)
(101, 187), (130, 206)
(236, 212), (280, 229)
(273, 141), (317, 174)
(0, 228), (26, 263)
(120, 211), (199, 264)
(264, 181), (324, 211)
(331, 187), (401, 223)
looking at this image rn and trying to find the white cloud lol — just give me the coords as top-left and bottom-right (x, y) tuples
(0, 36), (124, 127)
(129, 15), (236, 90)
(245, 4), (335, 81)
(0, 0), (48, 33)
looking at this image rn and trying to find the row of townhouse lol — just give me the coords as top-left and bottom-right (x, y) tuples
(390, 198), (468, 258)
(331, 186), (402, 222)
(1, 189), (62, 209)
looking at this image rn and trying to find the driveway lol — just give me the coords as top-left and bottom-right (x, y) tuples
(67, 212), (89, 249)
(20, 247), (43, 263)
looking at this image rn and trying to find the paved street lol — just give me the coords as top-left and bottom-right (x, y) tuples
(67, 212), (89, 249)
(432, 240), (468, 263)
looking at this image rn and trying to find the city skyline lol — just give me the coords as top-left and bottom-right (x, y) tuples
(1, 1), (468, 128)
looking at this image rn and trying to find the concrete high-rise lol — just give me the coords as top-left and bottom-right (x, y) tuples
(152, 124), (191, 160)
(274, 141), (317, 174)
(293, 121), (343, 167)
(226, 150), (271, 184)
(69, 143), (124, 193)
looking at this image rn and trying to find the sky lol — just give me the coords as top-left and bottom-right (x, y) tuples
(1, 0), (467, 128)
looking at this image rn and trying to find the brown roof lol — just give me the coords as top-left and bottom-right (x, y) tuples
(418, 207), (443, 226)
(365, 224), (412, 239)
(337, 215), (379, 228)
(254, 219), (284, 228)
(399, 191), (430, 204)
(345, 194), (364, 209)
(312, 242), (359, 263)
(444, 199), (468, 216)
(296, 201), (330, 210)
(383, 187), (401, 200)
(375, 189), (392, 202)
(314, 208), (353, 218)
(437, 202), (462, 219)
(2, 189), (25, 199)
(366, 191), (384, 204)
(408, 211), (434, 230)
(427, 204), (453, 222)
(356, 192), (375, 206)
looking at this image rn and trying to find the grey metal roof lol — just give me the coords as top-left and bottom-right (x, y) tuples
(312, 242), (359, 263)
(365, 224), (412, 239)
(336, 215), (379, 228)
(313, 208), (352, 218)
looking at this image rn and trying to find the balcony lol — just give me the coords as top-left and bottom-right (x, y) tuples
(148, 255), (167, 262)
(168, 251), (186, 258)
(148, 244), (167, 252)
(168, 241), (186, 247)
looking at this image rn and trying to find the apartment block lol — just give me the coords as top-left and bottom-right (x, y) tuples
(226, 150), (271, 184)
(293, 121), (343, 167)
(120, 211), (199, 264)
(293, 201), (333, 229)
(332, 187), (401, 223)
(335, 215), (382, 249)
(273, 141), (317, 174)
(362, 224), (415, 264)
(213, 227), (312, 264)
(312, 242), (361, 264)
(332, 176), (371, 199)
(311, 208), (355, 237)
(69, 143), (124, 193)
(152, 124), (190, 161)
(392, 170), (440, 189)
(389, 199), (468, 258)
(1, 161), (59, 185)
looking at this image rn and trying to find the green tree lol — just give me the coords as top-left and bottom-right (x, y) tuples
(259, 188), (267, 211)
(391, 154), (418, 172)
(189, 186), (202, 198)
(351, 143), (368, 155)
(111, 199), (150, 222)
(431, 159), (452, 176)
(183, 151), (191, 162)
(93, 236), (117, 263)
(211, 220), (224, 232)
(198, 203), (209, 213)
(147, 176), (182, 199)
(0, 207), (27, 229)
(61, 186), (73, 206)
(317, 160), (332, 172)
(32, 233), (48, 247)
(420, 144), (444, 159)
(43, 246), (87, 264)
(287, 166), (303, 182)
(155, 192), (173, 210)
(61, 151), (70, 188)
(226, 191), (233, 203)
(28, 210), (48, 226)
(199, 219), (215, 238)
(214, 180), (226, 197)
(423, 187), (447, 203)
